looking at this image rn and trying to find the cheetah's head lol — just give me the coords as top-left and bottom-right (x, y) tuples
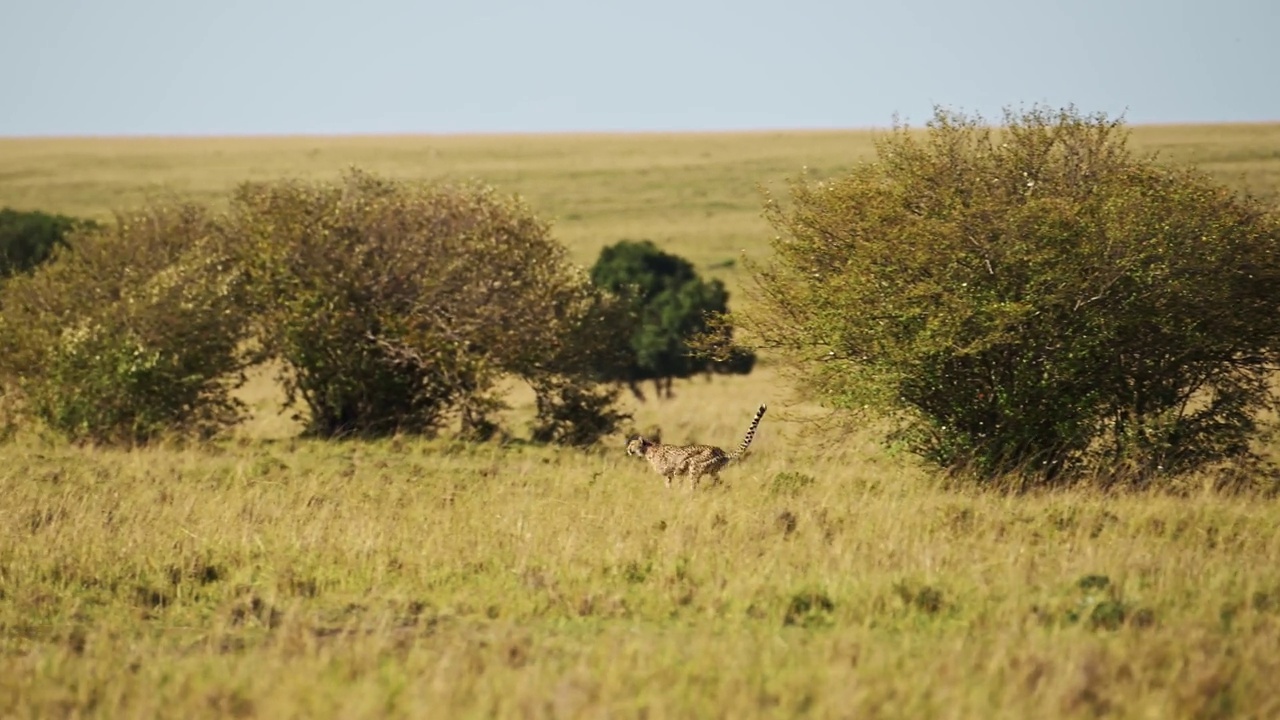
(625, 435), (653, 457)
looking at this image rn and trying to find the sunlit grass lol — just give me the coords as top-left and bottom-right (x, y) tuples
(2, 371), (1280, 712)
(3, 371), (1279, 718)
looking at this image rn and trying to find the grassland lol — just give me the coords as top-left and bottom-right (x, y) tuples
(3, 125), (1280, 718)
(4, 123), (1280, 286)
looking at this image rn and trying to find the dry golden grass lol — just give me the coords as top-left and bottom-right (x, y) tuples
(3, 373), (1280, 719)
(3, 125), (1280, 718)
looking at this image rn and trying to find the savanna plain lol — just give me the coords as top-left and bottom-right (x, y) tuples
(3, 125), (1280, 718)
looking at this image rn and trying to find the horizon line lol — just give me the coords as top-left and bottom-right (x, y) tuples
(4, 119), (1279, 142)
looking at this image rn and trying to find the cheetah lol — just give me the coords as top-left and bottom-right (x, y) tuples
(626, 404), (767, 489)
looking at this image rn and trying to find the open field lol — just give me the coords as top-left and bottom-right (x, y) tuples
(3, 125), (1280, 718)
(4, 123), (1280, 291)
(4, 376), (1280, 719)
(5, 374), (1280, 719)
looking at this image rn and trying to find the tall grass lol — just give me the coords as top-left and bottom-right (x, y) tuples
(3, 373), (1279, 718)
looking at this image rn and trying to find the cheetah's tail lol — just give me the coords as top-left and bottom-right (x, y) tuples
(729, 404), (767, 460)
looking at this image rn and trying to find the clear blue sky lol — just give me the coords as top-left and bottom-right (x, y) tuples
(2, 0), (1276, 136)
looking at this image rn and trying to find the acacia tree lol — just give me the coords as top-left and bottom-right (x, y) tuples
(747, 105), (1280, 485)
(590, 239), (754, 400)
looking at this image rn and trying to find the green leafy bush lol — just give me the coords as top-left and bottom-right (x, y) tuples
(749, 105), (1280, 485)
(227, 169), (628, 443)
(0, 202), (253, 443)
(0, 207), (96, 281)
(590, 239), (754, 399)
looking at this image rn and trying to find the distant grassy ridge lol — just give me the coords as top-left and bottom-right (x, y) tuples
(3, 125), (1278, 290)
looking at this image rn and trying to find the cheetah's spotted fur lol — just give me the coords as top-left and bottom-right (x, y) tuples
(626, 404), (767, 489)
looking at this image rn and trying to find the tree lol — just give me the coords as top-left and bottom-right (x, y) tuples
(590, 239), (755, 399)
(747, 105), (1280, 486)
(0, 207), (96, 281)
(0, 201), (254, 444)
(226, 168), (629, 444)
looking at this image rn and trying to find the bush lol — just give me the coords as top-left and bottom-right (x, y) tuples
(529, 377), (629, 446)
(524, 282), (634, 446)
(0, 207), (96, 281)
(0, 202), (253, 444)
(749, 105), (1280, 485)
(590, 239), (754, 399)
(227, 169), (628, 442)
(770, 471), (817, 496)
